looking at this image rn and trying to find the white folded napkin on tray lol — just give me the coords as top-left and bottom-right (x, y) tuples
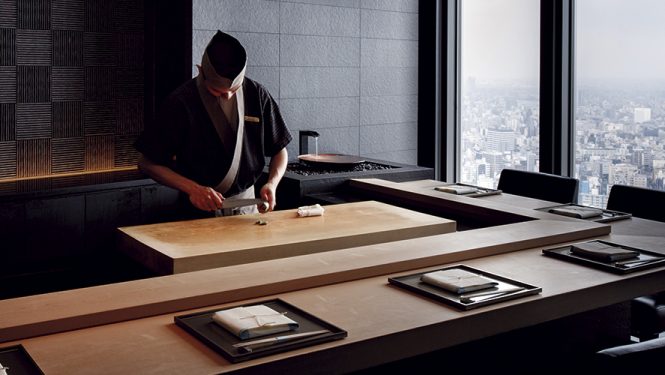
(435, 185), (478, 195)
(549, 206), (603, 219)
(570, 241), (639, 262)
(212, 304), (299, 340)
(421, 269), (498, 294)
(297, 204), (325, 217)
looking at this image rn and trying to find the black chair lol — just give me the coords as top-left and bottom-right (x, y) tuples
(594, 337), (665, 373)
(631, 293), (665, 341)
(606, 184), (665, 222)
(497, 169), (579, 204)
(607, 184), (665, 341)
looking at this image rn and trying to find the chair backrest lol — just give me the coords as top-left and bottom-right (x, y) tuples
(606, 184), (665, 222)
(595, 337), (665, 373)
(497, 169), (579, 204)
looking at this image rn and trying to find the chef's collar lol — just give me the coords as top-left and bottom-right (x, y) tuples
(201, 31), (247, 90)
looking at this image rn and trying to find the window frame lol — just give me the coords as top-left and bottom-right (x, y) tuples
(539, 0), (575, 176)
(423, 0), (576, 181)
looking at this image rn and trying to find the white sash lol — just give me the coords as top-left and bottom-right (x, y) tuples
(214, 86), (244, 195)
(196, 74), (245, 195)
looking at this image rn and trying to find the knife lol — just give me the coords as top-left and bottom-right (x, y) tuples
(232, 329), (330, 352)
(616, 258), (663, 268)
(459, 287), (525, 304)
(214, 198), (269, 216)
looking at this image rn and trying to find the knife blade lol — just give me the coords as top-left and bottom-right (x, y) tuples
(214, 198), (269, 217)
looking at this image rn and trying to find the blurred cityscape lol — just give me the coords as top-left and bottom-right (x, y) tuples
(460, 81), (665, 208)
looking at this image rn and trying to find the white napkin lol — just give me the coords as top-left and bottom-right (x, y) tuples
(549, 206), (603, 219)
(297, 204), (325, 217)
(570, 241), (639, 262)
(435, 185), (478, 195)
(0, 363), (7, 375)
(212, 304), (299, 339)
(421, 269), (498, 294)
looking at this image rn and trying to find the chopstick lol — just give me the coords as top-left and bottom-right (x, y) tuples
(459, 287), (525, 303)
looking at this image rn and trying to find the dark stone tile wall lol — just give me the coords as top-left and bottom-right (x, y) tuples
(0, 0), (144, 180)
(192, 0), (419, 165)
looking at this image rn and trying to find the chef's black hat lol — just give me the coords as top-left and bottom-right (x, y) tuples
(205, 31), (247, 80)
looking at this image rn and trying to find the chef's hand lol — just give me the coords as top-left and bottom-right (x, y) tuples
(259, 182), (277, 213)
(188, 185), (224, 212)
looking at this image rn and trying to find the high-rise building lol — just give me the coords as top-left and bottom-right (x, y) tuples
(527, 152), (538, 172)
(609, 163), (639, 186)
(634, 174), (648, 188)
(486, 129), (517, 153)
(634, 107), (652, 123)
(482, 151), (506, 180)
(579, 193), (607, 209)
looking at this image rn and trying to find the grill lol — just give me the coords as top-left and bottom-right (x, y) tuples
(262, 158), (434, 209)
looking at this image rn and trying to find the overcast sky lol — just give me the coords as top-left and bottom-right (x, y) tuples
(461, 0), (665, 85)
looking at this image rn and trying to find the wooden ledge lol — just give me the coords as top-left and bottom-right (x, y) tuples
(0, 218), (609, 343)
(347, 178), (584, 224)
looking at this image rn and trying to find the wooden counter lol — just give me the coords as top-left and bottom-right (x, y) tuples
(346, 178), (574, 228)
(117, 200), (456, 274)
(8, 179), (656, 374)
(391, 178), (559, 210)
(5, 226), (664, 374)
(0, 219), (607, 344)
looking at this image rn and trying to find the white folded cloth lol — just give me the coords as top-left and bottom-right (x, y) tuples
(570, 241), (639, 262)
(549, 206), (603, 219)
(435, 185), (478, 195)
(421, 269), (498, 294)
(297, 204), (325, 217)
(212, 304), (299, 339)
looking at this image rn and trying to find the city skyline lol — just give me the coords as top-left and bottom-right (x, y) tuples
(460, 81), (665, 207)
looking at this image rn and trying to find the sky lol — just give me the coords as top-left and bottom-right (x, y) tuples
(576, 0), (665, 83)
(461, 0), (665, 85)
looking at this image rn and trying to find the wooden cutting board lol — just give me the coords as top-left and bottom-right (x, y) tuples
(117, 200), (456, 274)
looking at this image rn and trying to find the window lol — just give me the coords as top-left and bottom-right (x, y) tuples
(459, 0), (540, 188)
(575, 0), (665, 207)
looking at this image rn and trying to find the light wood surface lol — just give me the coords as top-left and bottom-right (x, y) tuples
(395, 178), (560, 209)
(117, 200), (456, 274)
(348, 178), (577, 221)
(9, 178), (662, 374)
(346, 179), (583, 232)
(0, 219), (607, 344)
(6, 228), (665, 375)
